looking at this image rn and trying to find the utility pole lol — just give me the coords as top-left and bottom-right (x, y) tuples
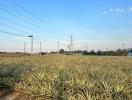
(28, 35), (33, 55)
(84, 42), (88, 51)
(24, 42), (26, 53)
(70, 34), (74, 55)
(40, 42), (42, 55)
(70, 34), (73, 51)
(57, 41), (60, 54)
(123, 42), (125, 50)
(123, 42), (125, 56)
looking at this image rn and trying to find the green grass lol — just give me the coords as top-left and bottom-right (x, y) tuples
(0, 55), (132, 100)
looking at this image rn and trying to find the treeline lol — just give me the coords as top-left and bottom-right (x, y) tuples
(58, 49), (128, 56)
(0, 49), (128, 56)
(82, 49), (128, 56)
(0, 52), (30, 57)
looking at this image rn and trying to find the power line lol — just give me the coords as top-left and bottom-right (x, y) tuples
(0, 30), (68, 52)
(0, 5), (60, 42)
(10, 0), (68, 42)
(0, 2), (68, 45)
(0, 5), (36, 30)
(0, 15), (36, 34)
(0, 22), (30, 35)
(0, 5), (42, 30)
(0, 16), (45, 41)
(11, 0), (63, 35)
(0, 7), (58, 42)
(0, 2), (69, 52)
(0, 2), (59, 39)
(0, 30), (27, 37)
(0, 38), (28, 43)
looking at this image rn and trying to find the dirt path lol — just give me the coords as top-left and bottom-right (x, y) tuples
(0, 90), (36, 100)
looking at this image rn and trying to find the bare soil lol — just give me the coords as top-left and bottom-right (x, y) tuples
(0, 90), (36, 100)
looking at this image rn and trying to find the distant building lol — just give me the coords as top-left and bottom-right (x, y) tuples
(128, 48), (132, 56)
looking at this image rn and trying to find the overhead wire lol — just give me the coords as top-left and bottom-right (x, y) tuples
(0, 30), (28, 37)
(0, 22), (30, 35)
(11, 0), (64, 35)
(0, 15), (37, 34)
(0, 5), (57, 42)
(0, 1), (68, 51)
(11, 0), (68, 45)
(0, 1), (59, 39)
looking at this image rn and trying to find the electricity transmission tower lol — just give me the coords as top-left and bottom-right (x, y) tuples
(68, 34), (74, 55)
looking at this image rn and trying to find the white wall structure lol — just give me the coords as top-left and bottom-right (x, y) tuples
(128, 48), (132, 56)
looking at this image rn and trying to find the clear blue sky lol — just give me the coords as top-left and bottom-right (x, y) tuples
(0, 0), (132, 52)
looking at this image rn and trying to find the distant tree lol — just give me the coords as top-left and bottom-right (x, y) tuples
(96, 50), (102, 55)
(49, 51), (57, 54)
(116, 49), (123, 56)
(63, 48), (128, 56)
(41, 52), (47, 55)
(124, 49), (128, 56)
(59, 49), (65, 54)
(89, 50), (96, 55)
(109, 51), (115, 56)
(82, 51), (88, 55)
(76, 50), (83, 54)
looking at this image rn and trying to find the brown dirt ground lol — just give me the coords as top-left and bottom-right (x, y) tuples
(0, 90), (37, 100)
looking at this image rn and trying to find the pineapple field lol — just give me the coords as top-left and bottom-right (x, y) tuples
(0, 55), (132, 100)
